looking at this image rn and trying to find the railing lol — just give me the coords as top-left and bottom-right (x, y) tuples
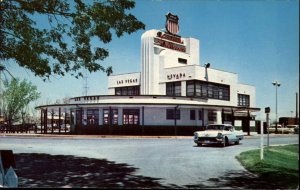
(0, 124), (37, 134)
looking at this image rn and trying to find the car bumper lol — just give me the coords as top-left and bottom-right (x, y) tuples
(194, 137), (224, 144)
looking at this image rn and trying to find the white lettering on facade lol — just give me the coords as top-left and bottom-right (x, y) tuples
(117, 78), (138, 85)
(167, 73), (186, 80)
(154, 38), (186, 53)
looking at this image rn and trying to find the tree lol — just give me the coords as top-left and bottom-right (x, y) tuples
(2, 78), (40, 125)
(0, 0), (145, 80)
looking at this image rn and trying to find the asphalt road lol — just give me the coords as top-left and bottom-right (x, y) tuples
(0, 134), (298, 188)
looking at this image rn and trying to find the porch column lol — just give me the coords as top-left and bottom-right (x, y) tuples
(142, 106), (144, 135)
(64, 108), (67, 133)
(221, 109), (225, 124)
(247, 110), (250, 136)
(231, 109), (235, 126)
(117, 108), (122, 126)
(58, 107), (61, 134)
(44, 108), (47, 134)
(216, 110), (222, 124)
(202, 108), (204, 128)
(174, 106), (178, 136)
(40, 109), (43, 134)
(109, 106), (112, 126)
(51, 109), (54, 133)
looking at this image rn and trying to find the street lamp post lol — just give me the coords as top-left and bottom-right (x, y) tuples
(272, 81), (281, 134)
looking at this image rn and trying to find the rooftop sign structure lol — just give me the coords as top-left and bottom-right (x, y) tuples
(165, 12), (179, 35)
(153, 13), (185, 52)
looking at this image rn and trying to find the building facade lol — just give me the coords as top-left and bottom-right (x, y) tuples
(36, 13), (260, 135)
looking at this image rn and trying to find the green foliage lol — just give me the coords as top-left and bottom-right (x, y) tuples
(236, 144), (299, 188)
(2, 78), (41, 124)
(0, 0), (145, 80)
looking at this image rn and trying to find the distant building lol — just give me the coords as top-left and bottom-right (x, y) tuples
(279, 117), (299, 126)
(36, 13), (260, 135)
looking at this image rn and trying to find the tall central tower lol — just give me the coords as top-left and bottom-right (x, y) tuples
(140, 13), (200, 95)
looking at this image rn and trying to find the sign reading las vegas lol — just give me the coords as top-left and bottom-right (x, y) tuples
(154, 13), (186, 53)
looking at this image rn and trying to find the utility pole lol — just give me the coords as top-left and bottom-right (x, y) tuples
(296, 93), (299, 125)
(265, 107), (270, 147)
(83, 70), (89, 96)
(272, 81), (281, 134)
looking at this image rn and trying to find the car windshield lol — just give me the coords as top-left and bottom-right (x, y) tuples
(206, 125), (225, 130)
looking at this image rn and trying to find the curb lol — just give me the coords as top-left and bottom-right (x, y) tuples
(1, 133), (298, 139)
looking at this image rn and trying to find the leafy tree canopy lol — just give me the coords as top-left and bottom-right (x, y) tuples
(2, 78), (41, 124)
(0, 0), (145, 80)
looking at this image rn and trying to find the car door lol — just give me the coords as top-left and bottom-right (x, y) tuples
(225, 126), (235, 143)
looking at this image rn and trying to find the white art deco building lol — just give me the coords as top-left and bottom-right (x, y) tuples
(37, 13), (260, 135)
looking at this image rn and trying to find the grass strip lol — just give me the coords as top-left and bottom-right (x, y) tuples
(236, 144), (299, 189)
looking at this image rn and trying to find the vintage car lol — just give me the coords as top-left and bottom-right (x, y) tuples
(194, 124), (244, 147)
(268, 124), (294, 134)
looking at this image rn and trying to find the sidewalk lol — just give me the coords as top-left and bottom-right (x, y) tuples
(0, 132), (192, 139)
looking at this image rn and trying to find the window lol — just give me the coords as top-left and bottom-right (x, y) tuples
(186, 81), (195, 96)
(115, 88), (121, 95)
(123, 109), (139, 125)
(166, 83), (174, 96)
(166, 109), (180, 120)
(186, 80), (230, 100)
(202, 83), (207, 97)
(166, 82), (181, 96)
(174, 82), (181, 96)
(213, 85), (219, 99)
(198, 110), (203, 120)
(190, 110), (195, 120)
(238, 94), (250, 107)
(103, 109), (110, 125)
(112, 109), (118, 125)
(115, 86), (140, 96)
(87, 109), (99, 125)
(75, 109), (83, 125)
(103, 109), (118, 125)
(178, 58), (187, 64)
(208, 110), (217, 122)
(128, 87), (134, 95)
(207, 84), (213, 98)
(195, 82), (201, 96)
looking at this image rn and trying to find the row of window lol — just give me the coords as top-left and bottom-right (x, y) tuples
(76, 108), (220, 126)
(166, 80), (230, 101)
(115, 86), (140, 96)
(112, 81), (250, 107)
(166, 109), (217, 121)
(76, 109), (140, 126)
(186, 80), (230, 100)
(166, 82), (181, 96)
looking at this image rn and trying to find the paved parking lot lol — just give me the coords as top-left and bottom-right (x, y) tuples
(0, 134), (298, 188)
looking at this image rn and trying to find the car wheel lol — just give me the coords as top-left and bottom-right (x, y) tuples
(197, 143), (202, 146)
(235, 140), (240, 145)
(222, 137), (229, 147)
(221, 137), (226, 147)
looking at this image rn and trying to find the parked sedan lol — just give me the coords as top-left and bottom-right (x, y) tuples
(194, 124), (244, 147)
(293, 125), (299, 134)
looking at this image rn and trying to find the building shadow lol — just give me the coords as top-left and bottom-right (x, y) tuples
(14, 153), (180, 188)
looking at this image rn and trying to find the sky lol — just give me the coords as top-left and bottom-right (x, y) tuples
(3, 0), (299, 121)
